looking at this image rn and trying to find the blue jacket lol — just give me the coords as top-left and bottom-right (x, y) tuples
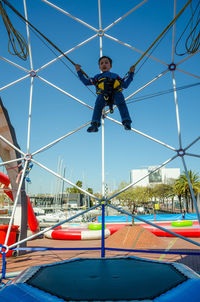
(77, 70), (134, 89)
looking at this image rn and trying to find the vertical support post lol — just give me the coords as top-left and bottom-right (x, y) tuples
(61, 167), (66, 208)
(101, 113), (105, 258)
(24, 0), (34, 155)
(98, 0), (105, 207)
(172, 72), (183, 149)
(171, 0), (177, 63)
(4, 160), (28, 246)
(101, 202), (105, 258)
(102, 115), (105, 198)
(26, 76), (34, 154)
(98, 0), (103, 55)
(59, 159), (63, 205)
(0, 251), (6, 281)
(55, 156), (61, 206)
(23, 0), (33, 69)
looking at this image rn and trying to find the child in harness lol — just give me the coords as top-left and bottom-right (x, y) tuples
(75, 56), (135, 133)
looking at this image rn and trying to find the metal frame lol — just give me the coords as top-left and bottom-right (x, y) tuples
(0, 0), (199, 261)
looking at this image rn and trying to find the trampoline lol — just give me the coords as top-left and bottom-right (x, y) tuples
(1, 256), (200, 302)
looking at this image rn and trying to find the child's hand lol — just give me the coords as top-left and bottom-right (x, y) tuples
(129, 65), (135, 73)
(75, 64), (81, 71)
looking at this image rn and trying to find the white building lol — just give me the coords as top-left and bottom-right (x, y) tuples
(130, 166), (180, 187)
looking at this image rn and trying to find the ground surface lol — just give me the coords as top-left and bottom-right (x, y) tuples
(1, 225), (200, 277)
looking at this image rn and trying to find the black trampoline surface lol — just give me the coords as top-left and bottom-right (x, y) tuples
(24, 257), (188, 301)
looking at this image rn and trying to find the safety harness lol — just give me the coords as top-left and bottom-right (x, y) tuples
(94, 77), (122, 113)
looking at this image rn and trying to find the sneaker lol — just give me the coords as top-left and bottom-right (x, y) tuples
(124, 124), (131, 130)
(123, 121), (131, 130)
(87, 123), (98, 133)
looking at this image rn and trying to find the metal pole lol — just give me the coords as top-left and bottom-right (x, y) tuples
(171, 0), (177, 63)
(101, 202), (105, 257)
(26, 76), (34, 153)
(126, 69), (169, 101)
(61, 167), (66, 208)
(185, 136), (200, 151)
(106, 154), (178, 202)
(0, 74), (30, 92)
(41, 0), (98, 32)
(32, 158), (100, 201)
(102, 116), (105, 199)
(98, 0), (106, 258)
(4, 160), (28, 246)
(55, 157), (61, 206)
(23, 0), (33, 70)
(58, 159), (63, 205)
(105, 115), (176, 151)
(172, 72), (183, 149)
(32, 121), (90, 156)
(0, 135), (25, 157)
(0, 56), (29, 72)
(0, 158), (24, 167)
(37, 76), (94, 110)
(37, 34), (98, 73)
(104, 33), (167, 67)
(104, 0), (148, 32)
(98, 0), (105, 200)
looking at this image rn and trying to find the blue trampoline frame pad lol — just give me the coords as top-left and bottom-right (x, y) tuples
(0, 256), (200, 302)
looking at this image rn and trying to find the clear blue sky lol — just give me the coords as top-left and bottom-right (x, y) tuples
(0, 0), (199, 195)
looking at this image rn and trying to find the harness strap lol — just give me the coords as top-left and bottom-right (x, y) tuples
(103, 94), (114, 113)
(94, 76), (123, 113)
(95, 76), (122, 95)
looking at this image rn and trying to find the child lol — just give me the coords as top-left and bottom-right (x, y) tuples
(75, 56), (135, 132)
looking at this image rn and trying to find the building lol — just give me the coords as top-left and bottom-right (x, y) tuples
(30, 193), (91, 209)
(130, 166), (180, 187)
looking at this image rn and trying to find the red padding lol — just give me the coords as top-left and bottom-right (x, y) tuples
(0, 172), (39, 232)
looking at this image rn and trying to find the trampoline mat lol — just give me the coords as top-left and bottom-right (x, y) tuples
(26, 257), (187, 301)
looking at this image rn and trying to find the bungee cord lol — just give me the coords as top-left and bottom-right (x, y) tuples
(0, 0), (197, 103)
(1, 0), (193, 79)
(133, 0), (193, 69)
(175, 0), (200, 56)
(1, 0), (89, 77)
(126, 81), (200, 105)
(0, 0), (195, 109)
(17, 18), (97, 97)
(0, 0), (97, 97)
(0, 0), (29, 60)
(0, 0), (199, 120)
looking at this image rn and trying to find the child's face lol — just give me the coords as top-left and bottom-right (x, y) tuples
(99, 58), (112, 72)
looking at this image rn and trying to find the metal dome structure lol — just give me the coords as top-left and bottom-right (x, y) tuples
(0, 0), (200, 281)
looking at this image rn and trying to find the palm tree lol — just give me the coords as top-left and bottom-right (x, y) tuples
(174, 170), (200, 212)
